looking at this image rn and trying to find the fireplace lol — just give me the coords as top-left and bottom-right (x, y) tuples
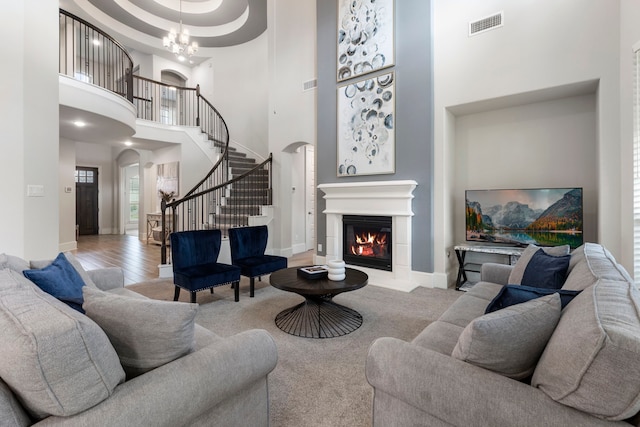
(343, 215), (392, 271)
(318, 180), (417, 292)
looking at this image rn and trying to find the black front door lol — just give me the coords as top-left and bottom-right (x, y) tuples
(75, 167), (99, 235)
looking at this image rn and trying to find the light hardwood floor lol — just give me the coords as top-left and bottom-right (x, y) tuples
(73, 234), (314, 285)
(73, 235), (163, 285)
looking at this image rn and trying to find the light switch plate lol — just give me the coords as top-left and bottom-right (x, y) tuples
(27, 185), (44, 197)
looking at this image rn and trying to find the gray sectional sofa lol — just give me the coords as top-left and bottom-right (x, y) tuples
(0, 253), (278, 426)
(366, 243), (640, 426)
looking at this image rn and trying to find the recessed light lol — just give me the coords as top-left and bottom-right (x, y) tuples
(124, 141), (133, 146)
(92, 39), (100, 46)
(178, 55), (186, 62)
(73, 121), (86, 127)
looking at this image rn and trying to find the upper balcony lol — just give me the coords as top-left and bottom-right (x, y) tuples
(59, 9), (137, 145)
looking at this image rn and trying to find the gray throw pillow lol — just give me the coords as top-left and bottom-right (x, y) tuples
(0, 269), (125, 420)
(508, 244), (570, 285)
(452, 293), (561, 380)
(82, 287), (198, 378)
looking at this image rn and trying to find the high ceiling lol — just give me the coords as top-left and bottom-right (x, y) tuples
(59, 0), (267, 65)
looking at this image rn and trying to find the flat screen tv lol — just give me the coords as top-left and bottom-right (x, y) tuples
(465, 188), (583, 248)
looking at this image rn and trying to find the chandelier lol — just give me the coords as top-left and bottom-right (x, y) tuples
(162, 0), (198, 62)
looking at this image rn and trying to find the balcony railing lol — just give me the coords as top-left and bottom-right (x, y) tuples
(59, 9), (133, 102)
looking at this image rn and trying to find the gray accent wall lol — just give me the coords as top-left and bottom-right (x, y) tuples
(316, 0), (434, 272)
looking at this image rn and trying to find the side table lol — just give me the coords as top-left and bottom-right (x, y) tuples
(454, 244), (524, 290)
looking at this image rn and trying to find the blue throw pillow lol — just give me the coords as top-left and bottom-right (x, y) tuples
(23, 253), (86, 313)
(520, 249), (570, 289)
(485, 284), (581, 314)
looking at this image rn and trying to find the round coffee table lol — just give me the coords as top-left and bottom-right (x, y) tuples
(270, 266), (368, 338)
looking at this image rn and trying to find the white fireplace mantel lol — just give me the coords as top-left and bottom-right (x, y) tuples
(317, 180), (418, 292)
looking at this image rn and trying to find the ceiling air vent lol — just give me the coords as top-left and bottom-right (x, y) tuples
(303, 79), (317, 92)
(469, 12), (503, 37)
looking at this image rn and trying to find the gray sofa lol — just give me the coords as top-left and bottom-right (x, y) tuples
(366, 243), (640, 426)
(0, 253), (278, 427)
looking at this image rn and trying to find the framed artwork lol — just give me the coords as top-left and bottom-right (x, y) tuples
(337, 0), (395, 82)
(337, 71), (395, 176)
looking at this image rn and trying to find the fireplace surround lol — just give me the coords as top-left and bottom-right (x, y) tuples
(317, 180), (417, 292)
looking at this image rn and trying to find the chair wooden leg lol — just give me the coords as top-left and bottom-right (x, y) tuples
(234, 281), (239, 302)
(210, 288), (214, 294)
(191, 292), (197, 303)
(173, 286), (180, 301)
(250, 277), (255, 297)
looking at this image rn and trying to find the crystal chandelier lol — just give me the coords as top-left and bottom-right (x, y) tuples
(162, 0), (198, 62)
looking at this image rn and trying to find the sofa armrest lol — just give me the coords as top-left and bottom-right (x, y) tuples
(36, 329), (278, 427)
(366, 337), (624, 427)
(87, 268), (124, 291)
(480, 262), (513, 285)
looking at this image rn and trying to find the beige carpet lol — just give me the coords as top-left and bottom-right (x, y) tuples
(128, 265), (461, 426)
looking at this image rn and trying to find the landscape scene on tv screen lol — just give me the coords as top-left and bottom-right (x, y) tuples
(466, 188), (583, 248)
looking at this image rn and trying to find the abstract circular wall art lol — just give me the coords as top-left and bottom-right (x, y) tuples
(337, 0), (395, 82)
(337, 71), (395, 176)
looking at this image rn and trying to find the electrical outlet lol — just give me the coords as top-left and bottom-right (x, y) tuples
(318, 243), (323, 252)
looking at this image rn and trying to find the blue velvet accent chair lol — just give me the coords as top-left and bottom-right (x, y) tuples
(170, 229), (241, 303)
(228, 225), (288, 297)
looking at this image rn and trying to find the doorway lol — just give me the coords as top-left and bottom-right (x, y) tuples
(305, 145), (315, 251)
(75, 166), (99, 235)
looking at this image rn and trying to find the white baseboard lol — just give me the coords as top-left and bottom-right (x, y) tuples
(59, 241), (77, 252)
(291, 243), (306, 255)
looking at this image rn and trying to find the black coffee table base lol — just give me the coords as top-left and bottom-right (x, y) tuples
(275, 296), (363, 339)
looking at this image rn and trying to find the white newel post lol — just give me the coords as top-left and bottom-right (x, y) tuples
(318, 180), (417, 292)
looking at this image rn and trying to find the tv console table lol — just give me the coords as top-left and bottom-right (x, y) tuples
(454, 244), (525, 290)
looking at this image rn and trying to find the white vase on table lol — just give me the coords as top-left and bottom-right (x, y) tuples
(327, 259), (346, 281)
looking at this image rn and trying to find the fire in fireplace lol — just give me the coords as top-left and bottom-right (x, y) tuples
(343, 215), (392, 271)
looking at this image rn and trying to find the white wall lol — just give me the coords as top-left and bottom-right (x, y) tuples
(59, 139), (77, 251)
(433, 0), (622, 285)
(267, 0), (317, 255)
(192, 34), (269, 157)
(0, 1), (59, 259)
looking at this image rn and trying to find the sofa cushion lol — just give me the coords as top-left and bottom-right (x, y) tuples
(0, 268), (125, 420)
(452, 293), (561, 380)
(508, 244), (570, 285)
(23, 252), (87, 313)
(563, 243), (629, 291)
(0, 378), (30, 427)
(486, 285), (581, 314)
(0, 254), (29, 273)
(520, 250), (570, 289)
(82, 287), (198, 379)
(532, 278), (640, 420)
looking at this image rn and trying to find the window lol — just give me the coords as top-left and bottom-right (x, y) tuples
(75, 169), (94, 183)
(129, 175), (139, 221)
